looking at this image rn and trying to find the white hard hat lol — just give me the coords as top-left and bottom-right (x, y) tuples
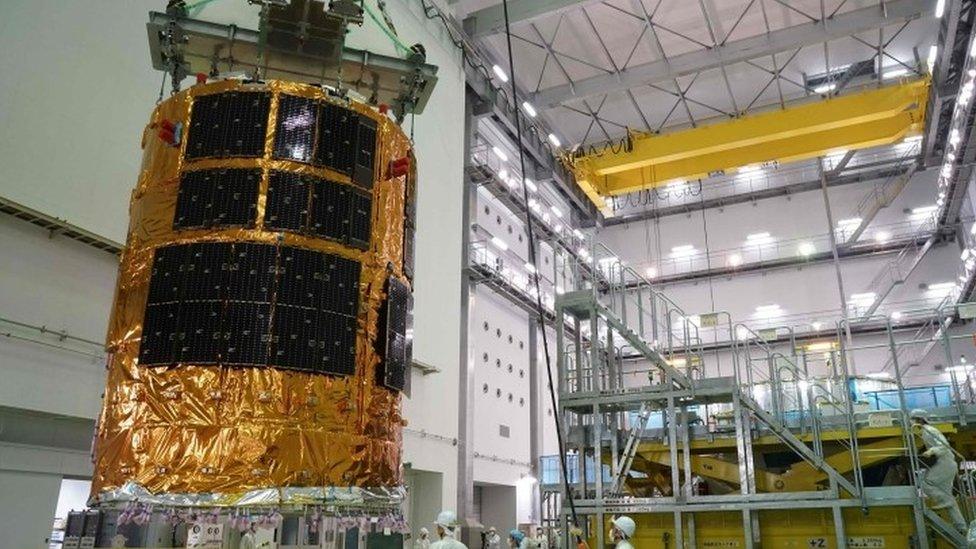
(612, 516), (636, 539)
(910, 409), (929, 421)
(420, 528), (429, 536)
(435, 510), (459, 530)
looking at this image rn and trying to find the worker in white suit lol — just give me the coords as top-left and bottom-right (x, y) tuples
(912, 409), (967, 532)
(415, 527), (431, 549)
(431, 511), (468, 549)
(485, 527), (501, 549)
(609, 516), (636, 549)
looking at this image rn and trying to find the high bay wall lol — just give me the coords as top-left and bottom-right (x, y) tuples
(0, 1), (464, 547)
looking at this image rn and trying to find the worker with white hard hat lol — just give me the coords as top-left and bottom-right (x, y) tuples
(609, 516), (636, 549)
(485, 527), (501, 549)
(415, 527), (431, 549)
(431, 511), (468, 549)
(911, 409), (967, 532)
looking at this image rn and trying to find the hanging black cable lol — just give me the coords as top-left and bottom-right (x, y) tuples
(499, 0), (579, 530)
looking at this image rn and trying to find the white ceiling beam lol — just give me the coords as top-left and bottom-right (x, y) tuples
(462, 0), (603, 38)
(531, 0), (936, 109)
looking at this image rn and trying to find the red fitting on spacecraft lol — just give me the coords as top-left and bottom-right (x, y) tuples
(157, 119), (181, 147)
(389, 156), (411, 178)
(195, 73), (208, 85)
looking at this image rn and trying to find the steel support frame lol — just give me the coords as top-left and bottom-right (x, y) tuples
(530, 0), (936, 110)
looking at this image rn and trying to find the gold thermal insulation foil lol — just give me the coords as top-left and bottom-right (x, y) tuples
(90, 79), (416, 504)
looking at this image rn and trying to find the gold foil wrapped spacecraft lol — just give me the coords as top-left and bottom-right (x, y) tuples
(91, 80), (414, 506)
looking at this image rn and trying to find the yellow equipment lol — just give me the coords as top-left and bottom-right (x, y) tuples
(567, 79), (930, 214)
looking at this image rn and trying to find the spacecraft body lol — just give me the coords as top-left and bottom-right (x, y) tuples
(91, 79), (415, 508)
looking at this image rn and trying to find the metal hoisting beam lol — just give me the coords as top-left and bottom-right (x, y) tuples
(568, 79), (929, 207)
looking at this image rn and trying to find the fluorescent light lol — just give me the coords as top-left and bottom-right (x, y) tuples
(645, 267), (657, 278)
(891, 311), (903, 321)
(490, 236), (509, 251)
(498, 168), (508, 180)
(492, 64), (509, 82)
(911, 205), (937, 216)
(728, 253), (742, 267)
(524, 262), (537, 273)
(670, 244), (695, 258)
(936, 0), (945, 17)
(573, 229), (584, 240)
(811, 321), (823, 331)
(551, 205), (563, 218)
(850, 292), (876, 303)
(746, 232), (771, 242)
(882, 67), (909, 79)
(597, 256), (619, 265)
(548, 133), (562, 147)
(875, 231), (891, 243)
(837, 217), (862, 227)
(866, 372), (893, 379)
(521, 101), (537, 117)
(928, 45), (938, 72)
(806, 341), (836, 352)
(754, 304), (782, 318)
(927, 281), (957, 292)
(814, 83), (836, 94)
(524, 178), (538, 192)
(798, 242), (816, 256)
(492, 146), (509, 162)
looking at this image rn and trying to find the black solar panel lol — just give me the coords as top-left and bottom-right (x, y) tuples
(174, 300), (223, 364)
(173, 171), (213, 229)
(270, 304), (318, 370)
(185, 92), (270, 159)
(273, 95), (318, 163)
(309, 178), (350, 242)
(226, 242), (277, 304)
(277, 246), (323, 308)
(139, 241), (360, 375)
(265, 171), (311, 232)
(223, 302), (271, 365)
(321, 254), (361, 317)
(348, 188), (372, 250)
(376, 276), (413, 392)
(147, 245), (188, 305)
(140, 303), (179, 365)
(212, 170), (260, 227)
(318, 311), (357, 375)
(353, 117), (377, 189)
(315, 102), (358, 175)
(403, 220), (416, 280)
(174, 169), (260, 230)
(181, 242), (229, 301)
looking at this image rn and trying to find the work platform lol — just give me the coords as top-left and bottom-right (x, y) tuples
(549, 243), (976, 548)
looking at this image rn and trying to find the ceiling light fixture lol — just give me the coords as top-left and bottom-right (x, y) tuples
(492, 64), (509, 83)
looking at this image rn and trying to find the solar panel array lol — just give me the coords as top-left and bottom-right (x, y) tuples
(272, 94), (378, 189)
(173, 169), (261, 229)
(264, 171), (372, 249)
(164, 89), (412, 391)
(139, 242), (360, 375)
(376, 276), (413, 392)
(185, 92), (271, 159)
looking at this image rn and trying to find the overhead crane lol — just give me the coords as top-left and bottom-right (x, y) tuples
(565, 79), (930, 215)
